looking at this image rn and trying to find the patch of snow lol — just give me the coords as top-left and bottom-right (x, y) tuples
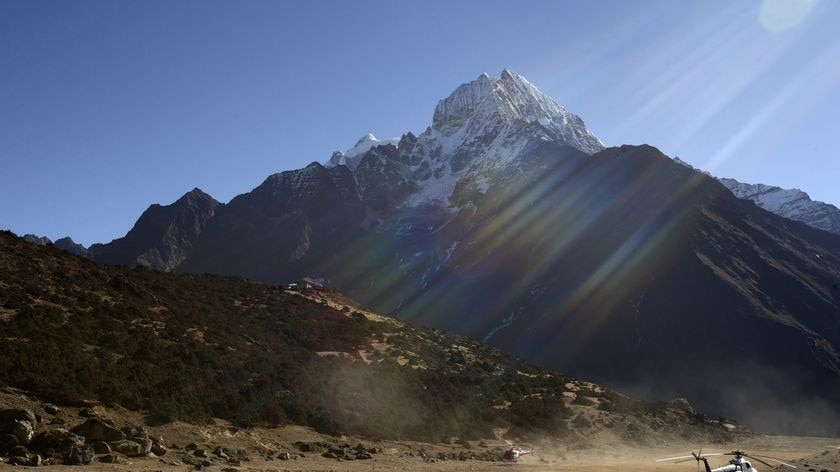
(483, 312), (516, 342)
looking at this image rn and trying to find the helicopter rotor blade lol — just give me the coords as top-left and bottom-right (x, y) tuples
(745, 456), (775, 468)
(656, 452), (724, 463)
(656, 455), (696, 462)
(745, 454), (797, 469)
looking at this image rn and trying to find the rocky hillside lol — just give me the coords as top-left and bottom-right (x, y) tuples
(0, 230), (740, 451)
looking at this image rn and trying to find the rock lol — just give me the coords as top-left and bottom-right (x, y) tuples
(0, 409), (37, 445)
(0, 433), (20, 455)
(194, 448), (208, 458)
(296, 441), (324, 453)
(28, 453), (42, 466)
(131, 437), (152, 455)
(109, 439), (145, 457)
(43, 404), (60, 415)
(151, 441), (167, 456)
(66, 444), (94, 465)
(99, 453), (119, 463)
(322, 451), (338, 459)
(279, 451), (290, 460)
(356, 451), (373, 460)
(28, 428), (84, 456)
(8, 455), (30, 466)
(78, 407), (99, 418)
(93, 441), (111, 454)
(222, 447), (239, 457)
(120, 426), (149, 441)
(9, 445), (29, 457)
(185, 442), (198, 451)
(10, 421), (34, 446)
(71, 418), (125, 442)
(49, 417), (65, 425)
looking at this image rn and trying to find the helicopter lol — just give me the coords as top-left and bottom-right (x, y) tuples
(656, 449), (797, 472)
(502, 445), (533, 463)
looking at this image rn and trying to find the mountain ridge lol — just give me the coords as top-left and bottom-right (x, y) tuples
(718, 177), (840, 235)
(0, 230), (743, 445)
(50, 70), (840, 435)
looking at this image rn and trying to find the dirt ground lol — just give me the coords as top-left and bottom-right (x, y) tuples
(2, 387), (839, 471)
(3, 426), (838, 471)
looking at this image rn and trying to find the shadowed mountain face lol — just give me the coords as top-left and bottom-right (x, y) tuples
(1, 231), (743, 444)
(89, 71), (840, 435)
(89, 188), (219, 271)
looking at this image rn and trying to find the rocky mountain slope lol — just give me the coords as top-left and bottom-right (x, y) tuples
(0, 230), (739, 452)
(83, 70), (840, 435)
(719, 177), (840, 235)
(22, 234), (89, 257)
(88, 188), (220, 271)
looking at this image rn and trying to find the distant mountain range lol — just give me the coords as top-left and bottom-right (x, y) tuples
(718, 178), (840, 234)
(673, 158), (840, 235)
(17, 70), (840, 435)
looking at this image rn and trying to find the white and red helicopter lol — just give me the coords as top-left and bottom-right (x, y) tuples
(656, 449), (796, 472)
(502, 445), (533, 463)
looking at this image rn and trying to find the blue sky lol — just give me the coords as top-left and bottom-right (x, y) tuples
(2, 0), (838, 246)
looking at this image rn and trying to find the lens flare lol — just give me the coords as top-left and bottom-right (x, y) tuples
(759, 0), (818, 32)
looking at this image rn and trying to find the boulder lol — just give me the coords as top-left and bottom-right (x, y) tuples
(151, 441), (167, 456)
(296, 441), (324, 453)
(43, 404), (60, 415)
(10, 420), (35, 445)
(221, 447), (239, 457)
(99, 453), (119, 463)
(120, 426), (149, 441)
(8, 455), (30, 466)
(130, 437), (152, 455)
(9, 445), (29, 457)
(109, 439), (145, 457)
(71, 418), (125, 442)
(93, 441), (111, 454)
(28, 428), (85, 456)
(0, 433), (19, 455)
(66, 444), (94, 465)
(78, 407), (99, 418)
(0, 409), (37, 445)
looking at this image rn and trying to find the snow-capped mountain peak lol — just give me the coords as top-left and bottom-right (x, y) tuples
(430, 69), (603, 155)
(718, 178), (840, 234)
(672, 156), (840, 235)
(327, 70), (605, 208)
(327, 132), (400, 169)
